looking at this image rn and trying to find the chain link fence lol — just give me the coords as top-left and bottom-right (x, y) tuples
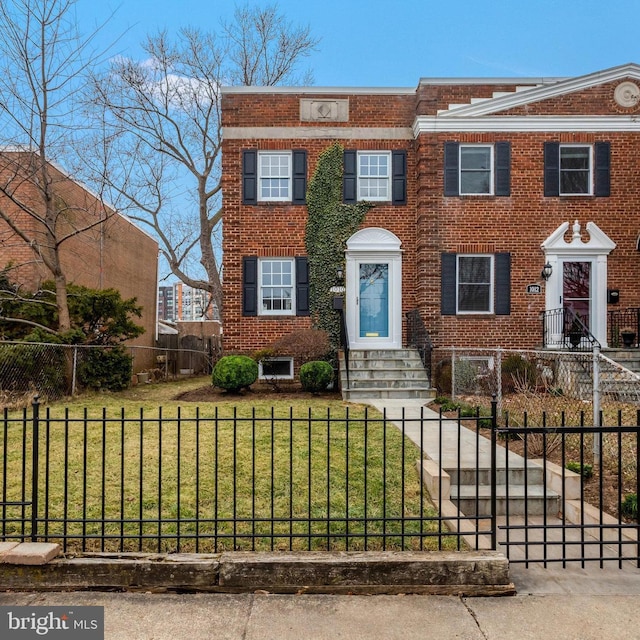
(0, 341), (220, 408)
(432, 346), (640, 426)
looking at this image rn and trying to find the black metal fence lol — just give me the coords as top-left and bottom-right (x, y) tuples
(2, 398), (639, 567)
(0, 400), (461, 554)
(494, 409), (640, 567)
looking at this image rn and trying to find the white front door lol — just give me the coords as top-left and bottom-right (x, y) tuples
(345, 228), (402, 349)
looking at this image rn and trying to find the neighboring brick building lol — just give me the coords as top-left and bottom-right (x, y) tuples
(0, 152), (158, 351)
(221, 63), (640, 371)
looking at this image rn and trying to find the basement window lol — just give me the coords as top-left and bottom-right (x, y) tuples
(259, 357), (294, 380)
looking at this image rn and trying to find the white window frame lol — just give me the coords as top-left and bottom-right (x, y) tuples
(559, 144), (593, 196)
(456, 254), (494, 314)
(258, 151), (292, 202)
(459, 144), (494, 196)
(258, 258), (295, 316)
(357, 151), (391, 201)
(258, 357), (294, 380)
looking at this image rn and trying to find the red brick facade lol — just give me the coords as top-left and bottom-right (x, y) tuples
(0, 153), (158, 350)
(221, 64), (640, 359)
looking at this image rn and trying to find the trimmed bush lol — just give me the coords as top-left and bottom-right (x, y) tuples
(78, 346), (132, 391)
(299, 360), (333, 393)
(212, 355), (258, 392)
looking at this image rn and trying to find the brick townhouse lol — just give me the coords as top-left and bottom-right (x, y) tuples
(220, 63), (640, 381)
(0, 151), (158, 351)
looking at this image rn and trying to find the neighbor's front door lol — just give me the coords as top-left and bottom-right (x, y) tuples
(562, 259), (592, 330)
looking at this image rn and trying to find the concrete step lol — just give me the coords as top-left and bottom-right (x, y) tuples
(347, 349), (422, 360)
(446, 465), (545, 487)
(452, 484), (560, 517)
(339, 348), (435, 401)
(345, 379), (431, 390)
(343, 387), (436, 401)
(342, 368), (429, 380)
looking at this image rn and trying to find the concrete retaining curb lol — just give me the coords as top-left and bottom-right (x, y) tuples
(0, 550), (514, 596)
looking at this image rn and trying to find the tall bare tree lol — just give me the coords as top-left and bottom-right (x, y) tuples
(0, 0), (111, 332)
(91, 4), (318, 312)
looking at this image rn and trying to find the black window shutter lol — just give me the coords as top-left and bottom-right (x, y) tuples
(444, 142), (460, 196)
(441, 253), (457, 315)
(391, 150), (407, 205)
(242, 256), (258, 316)
(544, 142), (560, 197)
(343, 150), (357, 203)
(495, 142), (511, 196)
(242, 151), (257, 205)
(295, 257), (310, 316)
(494, 253), (511, 315)
(292, 150), (307, 204)
(594, 141), (611, 197)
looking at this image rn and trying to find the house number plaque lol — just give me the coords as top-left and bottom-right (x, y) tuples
(526, 284), (542, 294)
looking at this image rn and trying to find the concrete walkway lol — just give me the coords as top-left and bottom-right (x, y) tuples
(366, 398), (640, 566)
(2, 580), (640, 639)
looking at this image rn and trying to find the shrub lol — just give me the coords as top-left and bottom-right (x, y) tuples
(211, 355), (258, 392)
(0, 343), (66, 394)
(434, 359), (452, 395)
(299, 360), (333, 393)
(501, 354), (537, 393)
(78, 346), (132, 391)
(566, 461), (593, 479)
(270, 329), (331, 365)
(622, 493), (637, 521)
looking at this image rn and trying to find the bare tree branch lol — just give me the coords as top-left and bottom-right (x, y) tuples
(89, 4), (319, 312)
(0, 0), (116, 333)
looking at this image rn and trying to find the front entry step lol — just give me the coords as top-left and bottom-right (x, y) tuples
(339, 348), (436, 401)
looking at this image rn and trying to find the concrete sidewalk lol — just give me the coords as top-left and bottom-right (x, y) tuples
(2, 568), (640, 640)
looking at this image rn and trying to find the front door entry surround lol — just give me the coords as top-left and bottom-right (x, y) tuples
(541, 220), (616, 346)
(345, 228), (402, 349)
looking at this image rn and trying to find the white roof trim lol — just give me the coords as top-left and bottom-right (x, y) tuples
(418, 76), (566, 86)
(221, 86), (414, 95)
(413, 115), (640, 134)
(437, 63), (640, 118)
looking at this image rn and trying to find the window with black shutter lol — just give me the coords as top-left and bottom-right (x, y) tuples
(444, 142), (511, 196)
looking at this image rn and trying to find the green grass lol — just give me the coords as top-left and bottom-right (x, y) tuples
(1, 377), (459, 553)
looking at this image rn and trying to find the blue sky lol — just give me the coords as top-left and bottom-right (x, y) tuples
(77, 0), (640, 85)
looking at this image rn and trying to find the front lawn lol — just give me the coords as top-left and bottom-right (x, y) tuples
(1, 377), (459, 553)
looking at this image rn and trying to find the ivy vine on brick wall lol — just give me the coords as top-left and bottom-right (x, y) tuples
(305, 142), (372, 349)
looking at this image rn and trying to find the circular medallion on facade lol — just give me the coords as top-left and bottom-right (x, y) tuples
(614, 81), (640, 107)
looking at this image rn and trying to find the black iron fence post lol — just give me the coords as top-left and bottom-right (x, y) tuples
(31, 394), (40, 542)
(490, 394), (498, 551)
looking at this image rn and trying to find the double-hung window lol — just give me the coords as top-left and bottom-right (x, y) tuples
(559, 145), (591, 195)
(358, 151), (391, 201)
(258, 152), (292, 201)
(457, 255), (493, 313)
(442, 252), (511, 316)
(460, 145), (493, 195)
(259, 259), (294, 315)
(544, 141), (610, 197)
(444, 142), (510, 197)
